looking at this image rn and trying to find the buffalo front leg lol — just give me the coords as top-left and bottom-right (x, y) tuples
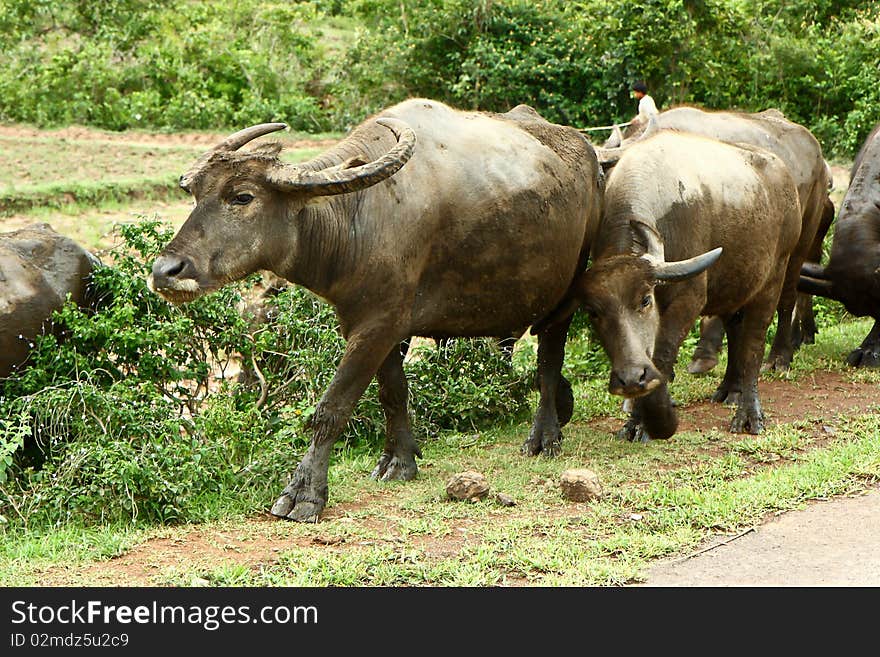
(616, 382), (678, 443)
(522, 315), (573, 457)
(371, 339), (422, 481)
(271, 327), (402, 522)
(619, 294), (702, 442)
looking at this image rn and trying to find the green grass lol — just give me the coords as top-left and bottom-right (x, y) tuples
(1, 319), (877, 587)
(0, 134), (333, 216)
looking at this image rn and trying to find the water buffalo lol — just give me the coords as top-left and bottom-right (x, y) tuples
(148, 98), (603, 522)
(611, 106), (833, 374)
(1, 223), (99, 378)
(799, 121), (880, 366)
(536, 131), (801, 441)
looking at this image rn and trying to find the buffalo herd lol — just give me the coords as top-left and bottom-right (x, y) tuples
(3, 99), (879, 521)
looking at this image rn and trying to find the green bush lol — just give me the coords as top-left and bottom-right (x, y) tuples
(0, 218), (535, 528)
(1, 1), (878, 157)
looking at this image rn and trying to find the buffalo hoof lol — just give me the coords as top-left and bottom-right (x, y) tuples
(556, 377), (574, 428)
(616, 419), (650, 444)
(711, 386), (741, 406)
(521, 427), (563, 457)
(729, 407), (764, 434)
(762, 353), (792, 373)
(270, 493), (323, 523)
(370, 452), (418, 481)
(846, 346), (880, 368)
(687, 357), (717, 375)
(270, 480), (326, 523)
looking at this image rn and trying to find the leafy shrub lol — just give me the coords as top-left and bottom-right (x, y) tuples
(1, 1), (879, 157)
(0, 218), (536, 528)
(407, 338), (533, 438)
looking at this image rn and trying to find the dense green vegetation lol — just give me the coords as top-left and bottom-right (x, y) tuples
(0, 220), (533, 527)
(1, 1), (878, 157)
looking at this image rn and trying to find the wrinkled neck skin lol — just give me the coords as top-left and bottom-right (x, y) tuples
(593, 208), (658, 262)
(267, 193), (368, 303)
(265, 131), (391, 302)
(592, 166), (662, 261)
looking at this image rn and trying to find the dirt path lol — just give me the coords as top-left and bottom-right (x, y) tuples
(0, 124), (339, 150)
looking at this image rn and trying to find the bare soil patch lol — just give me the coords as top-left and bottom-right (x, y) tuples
(0, 124), (339, 151)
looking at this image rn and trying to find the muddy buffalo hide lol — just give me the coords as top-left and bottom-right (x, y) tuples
(0, 224), (99, 378)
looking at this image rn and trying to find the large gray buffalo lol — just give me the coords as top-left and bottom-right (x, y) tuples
(148, 98), (603, 522)
(800, 121), (880, 366)
(612, 106), (833, 374)
(1, 224), (99, 378)
(536, 131), (801, 441)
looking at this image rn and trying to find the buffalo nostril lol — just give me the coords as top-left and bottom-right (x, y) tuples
(163, 259), (186, 278)
(151, 255), (193, 285)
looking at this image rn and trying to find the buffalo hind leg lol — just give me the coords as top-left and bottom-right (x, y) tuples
(522, 315), (572, 457)
(847, 319), (880, 367)
(728, 292), (780, 434)
(791, 292), (818, 349)
(765, 254), (802, 372)
(271, 326), (402, 522)
(794, 196), (835, 348)
(687, 315), (725, 375)
(371, 339), (421, 481)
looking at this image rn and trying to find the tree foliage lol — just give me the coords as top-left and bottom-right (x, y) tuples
(0, 0), (877, 156)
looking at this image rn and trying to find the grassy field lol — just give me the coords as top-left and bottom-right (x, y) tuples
(0, 124), (334, 219)
(0, 127), (877, 587)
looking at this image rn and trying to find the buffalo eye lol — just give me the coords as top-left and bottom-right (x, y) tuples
(231, 192), (255, 206)
(639, 295), (653, 310)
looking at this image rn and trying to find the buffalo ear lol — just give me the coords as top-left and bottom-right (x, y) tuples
(249, 142), (284, 157)
(651, 247), (723, 284)
(338, 155), (370, 170)
(531, 295), (583, 335)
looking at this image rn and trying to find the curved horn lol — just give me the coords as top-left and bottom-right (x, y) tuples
(180, 122), (288, 189)
(265, 118), (416, 196)
(798, 275), (839, 300)
(213, 122), (288, 153)
(652, 247), (723, 283)
(801, 262), (829, 280)
(595, 114), (661, 167)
